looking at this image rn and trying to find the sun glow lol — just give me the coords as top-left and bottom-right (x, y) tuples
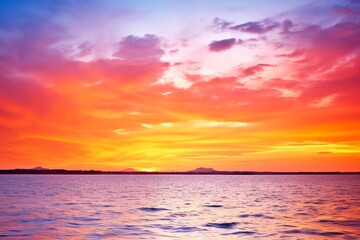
(139, 168), (159, 173)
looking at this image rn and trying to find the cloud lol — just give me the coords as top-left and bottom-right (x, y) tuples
(142, 123), (154, 129)
(128, 111), (140, 115)
(332, 5), (360, 16)
(77, 41), (93, 58)
(309, 94), (337, 108)
(208, 38), (237, 52)
(280, 22), (360, 80)
(212, 18), (281, 34)
(141, 120), (250, 130)
(318, 151), (332, 154)
(0, 70), (67, 124)
(112, 128), (128, 135)
(229, 20), (281, 34)
(113, 34), (164, 62)
(191, 120), (250, 128)
(242, 64), (274, 76)
(161, 91), (172, 96)
(281, 19), (294, 33)
(277, 49), (304, 58)
(211, 17), (234, 32)
(301, 75), (360, 108)
(292, 21), (360, 53)
(160, 122), (174, 127)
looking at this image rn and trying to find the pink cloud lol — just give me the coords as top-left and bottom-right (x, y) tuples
(242, 64), (274, 76)
(277, 49), (304, 58)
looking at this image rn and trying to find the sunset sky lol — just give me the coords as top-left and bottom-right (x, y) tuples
(0, 0), (359, 171)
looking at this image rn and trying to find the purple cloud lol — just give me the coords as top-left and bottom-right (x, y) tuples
(230, 20), (281, 34)
(113, 34), (164, 62)
(211, 18), (234, 32)
(282, 19), (294, 33)
(77, 41), (93, 58)
(212, 18), (282, 34)
(208, 38), (237, 52)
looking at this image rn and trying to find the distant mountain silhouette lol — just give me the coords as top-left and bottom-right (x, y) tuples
(188, 167), (217, 173)
(32, 166), (49, 171)
(0, 168), (358, 175)
(122, 168), (137, 172)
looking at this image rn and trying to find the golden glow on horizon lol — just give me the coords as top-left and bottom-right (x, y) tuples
(138, 168), (159, 173)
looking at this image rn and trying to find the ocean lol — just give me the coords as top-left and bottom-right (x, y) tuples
(0, 175), (359, 239)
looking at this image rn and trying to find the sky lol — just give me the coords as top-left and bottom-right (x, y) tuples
(0, 0), (359, 172)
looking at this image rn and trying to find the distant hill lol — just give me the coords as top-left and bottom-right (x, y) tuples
(188, 167), (217, 173)
(121, 168), (137, 172)
(32, 166), (49, 171)
(0, 168), (358, 175)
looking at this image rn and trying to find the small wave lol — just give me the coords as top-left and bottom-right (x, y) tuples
(205, 222), (238, 229)
(280, 224), (296, 228)
(122, 224), (137, 230)
(74, 217), (101, 222)
(283, 229), (344, 236)
(1, 233), (30, 237)
(319, 232), (344, 236)
(101, 204), (114, 208)
(203, 204), (223, 208)
(175, 226), (206, 232)
(318, 219), (360, 227)
(86, 233), (103, 238)
(46, 227), (57, 231)
(138, 207), (169, 212)
(109, 210), (122, 215)
(335, 206), (348, 210)
(239, 214), (274, 219)
(296, 212), (310, 216)
(304, 200), (326, 205)
(318, 219), (334, 223)
(68, 222), (82, 226)
(222, 230), (256, 236)
(64, 202), (77, 205)
(169, 213), (187, 217)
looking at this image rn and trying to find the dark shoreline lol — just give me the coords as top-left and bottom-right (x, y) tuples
(0, 169), (359, 175)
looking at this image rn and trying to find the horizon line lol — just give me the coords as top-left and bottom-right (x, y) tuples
(1, 168), (359, 175)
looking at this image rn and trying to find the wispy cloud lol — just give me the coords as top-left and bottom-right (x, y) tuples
(309, 94), (337, 108)
(141, 120), (251, 129)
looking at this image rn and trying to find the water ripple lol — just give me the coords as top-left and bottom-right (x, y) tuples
(0, 175), (359, 239)
(205, 222), (239, 229)
(222, 230), (256, 236)
(283, 229), (345, 236)
(203, 204), (223, 208)
(138, 207), (169, 212)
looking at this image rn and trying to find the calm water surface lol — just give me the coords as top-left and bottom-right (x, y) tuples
(0, 175), (359, 239)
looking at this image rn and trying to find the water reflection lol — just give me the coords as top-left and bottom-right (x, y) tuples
(0, 175), (359, 239)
